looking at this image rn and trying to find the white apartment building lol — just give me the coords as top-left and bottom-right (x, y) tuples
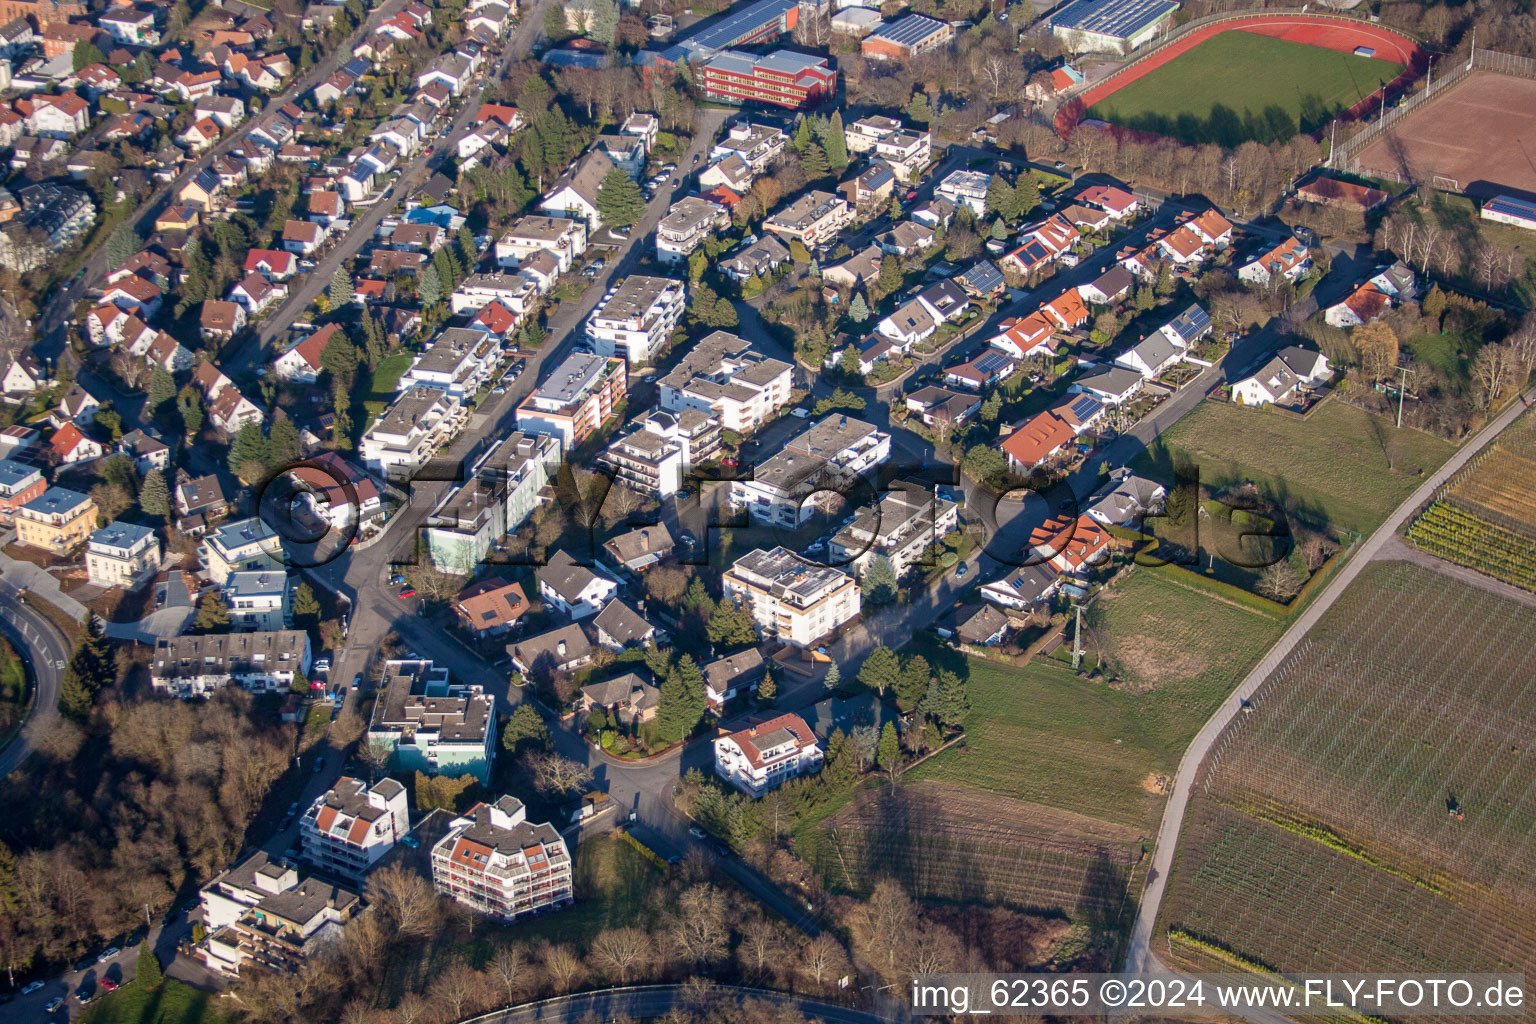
(202, 517), (285, 584)
(430, 796), (573, 921)
(586, 276), (687, 366)
(85, 520), (161, 587)
(723, 546), (861, 648)
(450, 270), (540, 314)
(830, 488), (959, 579)
(423, 431), (560, 573)
(368, 659), (495, 782)
(708, 121), (788, 176)
(658, 330), (793, 434)
(599, 408), (721, 498)
(198, 852), (361, 977)
(763, 190), (851, 249)
(656, 196), (729, 263)
(844, 115), (931, 182)
(225, 570), (291, 631)
(300, 777), (409, 882)
(397, 326), (500, 398)
(731, 414), (891, 529)
(494, 215), (587, 271)
(515, 353), (627, 448)
(935, 169), (992, 216)
(151, 630), (312, 698)
(713, 712), (823, 797)
(361, 386), (466, 479)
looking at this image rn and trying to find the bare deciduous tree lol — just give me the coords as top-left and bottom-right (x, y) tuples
(522, 751), (595, 797)
(365, 864), (441, 938)
(542, 942), (587, 993)
(588, 926), (654, 983)
(669, 885), (729, 966)
(799, 932), (848, 987)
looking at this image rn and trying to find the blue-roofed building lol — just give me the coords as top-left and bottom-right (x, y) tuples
(862, 13), (953, 60)
(1048, 0), (1179, 53)
(202, 517), (286, 584)
(0, 458), (44, 522)
(1482, 194), (1536, 231)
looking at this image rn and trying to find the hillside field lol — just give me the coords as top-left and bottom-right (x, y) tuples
(1087, 31), (1404, 145)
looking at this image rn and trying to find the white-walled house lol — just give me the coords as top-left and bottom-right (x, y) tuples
(713, 713), (823, 797)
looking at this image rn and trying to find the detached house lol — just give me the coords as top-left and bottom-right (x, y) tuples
(714, 713), (822, 797)
(1029, 513), (1112, 573)
(1238, 235), (1311, 286)
(534, 550), (620, 619)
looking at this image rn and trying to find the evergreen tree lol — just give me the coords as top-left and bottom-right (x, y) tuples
(432, 246), (460, 292)
(876, 255), (903, 298)
(57, 662), (94, 719)
(838, 345), (862, 379)
(986, 174), (1016, 220)
(147, 366), (175, 413)
(456, 225), (476, 267)
(706, 603), (758, 646)
(1154, 261), (1174, 296)
(292, 582), (322, 634)
(329, 267), (353, 307)
(825, 111), (849, 172)
(800, 142), (829, 179)
(227, 422), (269, 479)
(705, 293), (738, 329)
(877, 721), (900, 779)
(196, 591), (230, 631)
(683, 576), (715, 616)
(268, 416), (301, 469)
(502, 704), (550, 754)
(1134, 286), (1155, 312)
(1011, 172), (1041, 220)
(757, 668), (776, 704)
(1421, 283), (1447, 320)
(858, 647), (900, 695)
(861, 554), (898, 607)
(823, 661), (840, 691)
(73, 41), (106, 72)
(896, 654), (930, 708)
(182, 240), (210, 304)
(139, 469), (170, 522)
(135, 947), (163, 991)
(848, 293), (870, 323)
(906, 91), (933, 125)
(177, 385), (204, 436)
(104, 222), (141, 269)
(981, 392), (1002, 423)
(417, 264), (442, 308)
(595, 169), (646, 229)
(990, 218), (1009, 241)
(590, 0), (620, 44)
(656, 661), (705, 743)
(320, 330), (361, 391)
(923, 669), (970, 727)
(793, 117), (813, 154)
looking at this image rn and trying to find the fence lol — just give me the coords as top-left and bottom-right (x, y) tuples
(1334, 46), (1536, 169)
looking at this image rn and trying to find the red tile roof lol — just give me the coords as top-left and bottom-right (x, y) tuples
(1001, 411), (1074, 469)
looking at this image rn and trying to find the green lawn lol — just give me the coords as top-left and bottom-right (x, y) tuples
(1133, 399), (1456, 535)
(362, 351), (414, 429)
(905, 637), (1171, 829)
(492, 834), (660, 949)
(81, 976), (226, 1024)
(1088, 31), (1404, 145)
(0, 636), (27, 738)
(906, 568), (1286, 831)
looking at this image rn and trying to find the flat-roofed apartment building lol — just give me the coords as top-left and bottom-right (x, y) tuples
(843, 115), (932, 183)
(659, 330), (793, 434)
(430, 796), (573, 921)
(656, 196), (729, 263)
(699, 49), (838, 109)
(515, 352), (627, 448)
(300, 777), (409, 882)
(586, 276), (687, 366)
(731, 413), (890, 528)
(15, 485), (95, 554)
(151, 630), (312, 698)
(422, 431), (560, 573)
(0, 458), (44, 522)
(398, 326), (500, 398)
(830, 487), (959, 579)
(360, 385), (466, 479)
(708, 121), (788, 175)
(202, 516), (285, 584)
(85, 520), (161, 587)
(764, 189), (850, 249)
(198, 852), (361, 977)
(600, 408), (721, 498)
(494, 214), (587, 271)
(723, 546), (860, 648)
(367, 659), (495, 783)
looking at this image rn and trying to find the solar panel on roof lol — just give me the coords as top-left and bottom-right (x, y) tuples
(1487, 196), (1536, 219)
(974, 352), (1012, 374)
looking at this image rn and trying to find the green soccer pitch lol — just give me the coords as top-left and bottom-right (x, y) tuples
(1086, 30), (1405, 146)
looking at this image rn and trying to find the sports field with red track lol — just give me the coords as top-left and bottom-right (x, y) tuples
(1058, 14), (1425, 142)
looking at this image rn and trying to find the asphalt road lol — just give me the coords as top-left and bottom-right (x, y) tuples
(0, 579), (71, 778)
(37, 0), (415, 366)
(1122, 385), (1536, 978)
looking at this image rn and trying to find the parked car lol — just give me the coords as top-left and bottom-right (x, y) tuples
(45, 996), (63, 1012)
(401, 834), (420, 848)
(97, 948), (119, 964)
(790, 408), (810, 418)
(21, 982), (42, 995)
(287, 802), (300, 815)
(398, 586), (416, 599)
(99, 978), (118, 993)
(351, 675), (362, 690)
(314, 755), (326, 773)
(491, 385), (506, 394)
(75, 986), (92, 1004)
(688, 826), (706, 839)
(956, 562), (968, 578)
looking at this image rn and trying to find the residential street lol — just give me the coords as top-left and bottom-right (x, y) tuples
(0, 576), (69, 778)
